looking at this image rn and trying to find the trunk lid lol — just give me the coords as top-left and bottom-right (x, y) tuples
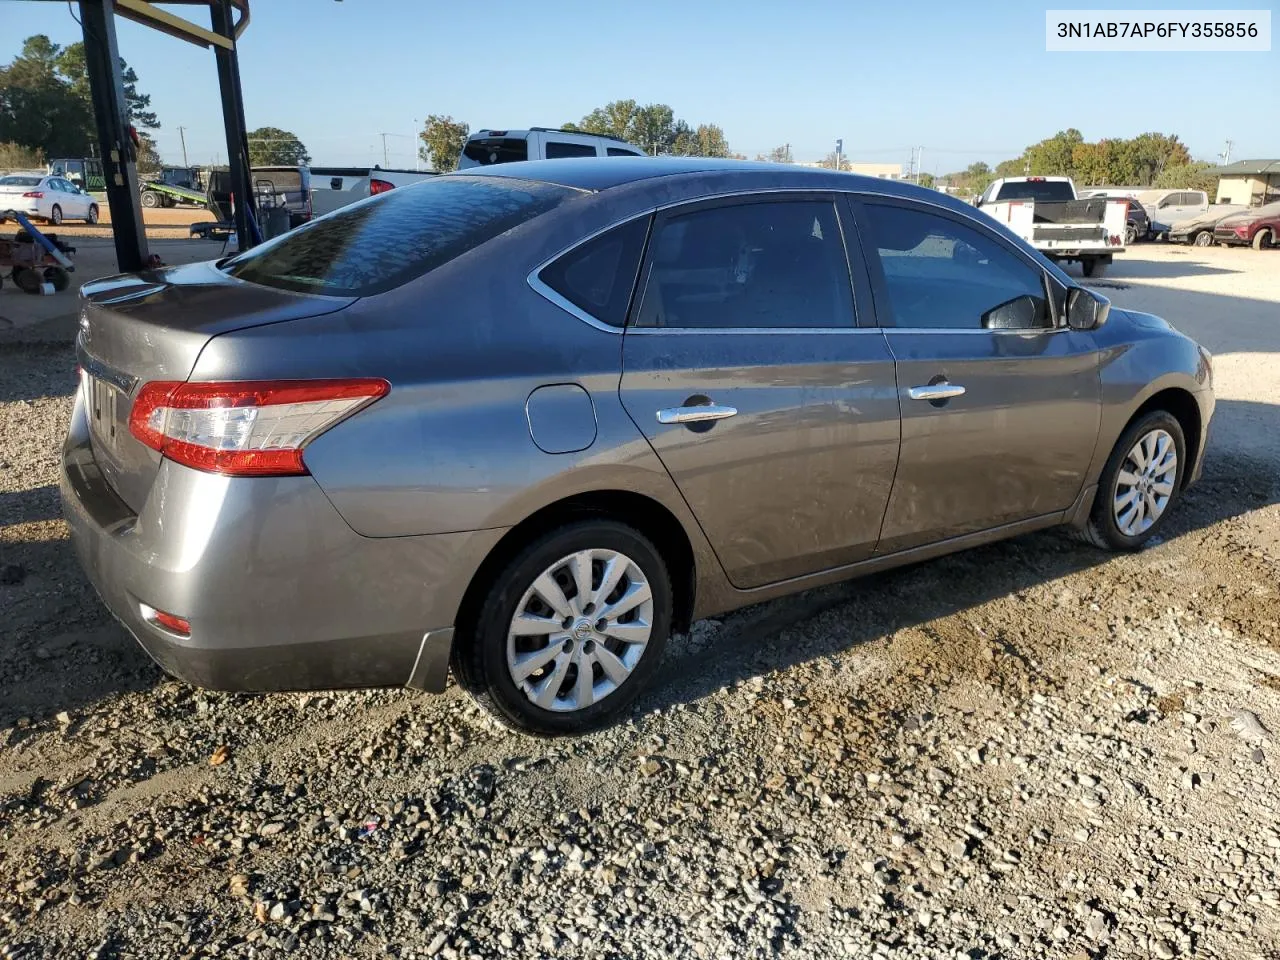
(75, 260), (355, 513)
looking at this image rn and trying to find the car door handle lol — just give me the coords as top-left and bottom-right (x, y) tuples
(907, 383), (966, 401)
(655, 403), (738, 425)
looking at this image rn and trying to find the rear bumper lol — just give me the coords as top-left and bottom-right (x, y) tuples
(60, 393), (505, 693)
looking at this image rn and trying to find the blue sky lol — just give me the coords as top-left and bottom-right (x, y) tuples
(2, 0), (1276, 172)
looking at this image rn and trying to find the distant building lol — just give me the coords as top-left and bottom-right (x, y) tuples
(1205, 159), (1280, 206)
(794, 160), (904, 179)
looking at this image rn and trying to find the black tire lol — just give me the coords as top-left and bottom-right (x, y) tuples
(1081, 258), (1106, 278)
(453, 519), (672, 736)
(49, 205), (63, 226)
(1254, 228), (1273, 251)
(1125, 224), (1137, 245)
(1076, 410), (1186, 552)
(1193, 230), (1213, 247)
(45, 267), (70, 292)
(13, 268), (41, 294)
(141, 191), (159, 208)
(86, 204), (99, 224)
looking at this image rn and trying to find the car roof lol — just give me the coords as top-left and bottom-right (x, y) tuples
(454, 156), (955, 203)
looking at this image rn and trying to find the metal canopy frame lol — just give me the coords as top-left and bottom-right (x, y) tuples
(35, 0), (257, 270)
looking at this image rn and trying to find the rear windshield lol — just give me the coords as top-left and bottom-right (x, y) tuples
(0, 176), (41, 186)
(223, 175), (574, 296)
(995, 180), (1075, 203)
(461, 137), (530, 166)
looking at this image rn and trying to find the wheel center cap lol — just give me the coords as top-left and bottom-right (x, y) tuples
(571, 618), (594, 642)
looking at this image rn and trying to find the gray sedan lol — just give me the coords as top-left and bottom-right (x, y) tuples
(62, 159), (1214, 734)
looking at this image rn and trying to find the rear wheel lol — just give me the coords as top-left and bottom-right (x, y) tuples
(1081, 258), (1106, 278)
(1193, 230), (1213, 247)
(13, 268), (41, 294)
(1077, 410), (1185, 551)
(1125, 223), (1138, 245)
(1254, 228), (1274, 251)
(49, 205), (63, 226)
(44, 267), (70, 292)
(453, 520), (672, 735)
(141, 191), (159, 208)
(86, 204), (99, 224)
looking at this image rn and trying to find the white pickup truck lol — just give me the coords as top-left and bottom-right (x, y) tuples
(976, 176), (1127, 277)
(309, 166), (438, 217)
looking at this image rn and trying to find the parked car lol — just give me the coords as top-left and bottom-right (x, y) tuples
(62, 159), (1214, 735)
(1211, 201), (1280, 249)
(458, 127), (646, 168)
(309, 165), (439, 217)
(1080, 188), (1152, 243)
(0, 173), (99, 225)
(976, 176), (1127, 275)
(1138, 189), (1210, 237)
(46, 157), (105, 196)
(1167, 205), (1249, 246)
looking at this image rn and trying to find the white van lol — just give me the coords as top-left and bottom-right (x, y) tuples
(458, 128), (646, 168)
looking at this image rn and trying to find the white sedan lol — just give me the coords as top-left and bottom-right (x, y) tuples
(0, 173), (100, 225)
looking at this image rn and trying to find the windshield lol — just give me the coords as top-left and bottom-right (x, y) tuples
(223, 175), (574, 296)
(995, 180), (1076, 202)
(0, 175), (42, 187)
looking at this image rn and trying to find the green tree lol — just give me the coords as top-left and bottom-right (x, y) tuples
(566, 102), (731, 157)
(417, 115), (469, 172)
(1116, 132), (1191, 186)
(247, 126), (310, 166)
(630, 103), (675, 155)
(0, 35), (94, 157)
(917, 172), (936, 188)
(1025, 128), (1084, 177)
(135, 132), (162, 173)
(690, 124), (730, 158)
(758, 144), (793, 164)
(1153, 161), (1218, 195)
(0, 141), (45, 171)
(55, 42), (159, 130)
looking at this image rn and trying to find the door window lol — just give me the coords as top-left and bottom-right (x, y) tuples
(607, 147), (644, 157)
(634, 199), (855, 329)
(861, 202), (1050, 330)
(545, 141), (597, 159)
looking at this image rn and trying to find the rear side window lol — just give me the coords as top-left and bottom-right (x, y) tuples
(538, 217), (651, 327)
(635, 199), (855, 329)
(224, 176), (574, 296)
(994, 180), (1074, 202)
(545, 141), (597, 159)
(462, 138), (529, 166)
(607, 147), (643, 157)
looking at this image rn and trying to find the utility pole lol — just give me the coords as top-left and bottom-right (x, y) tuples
(1221, 139), (1234, 164)
(916, 146), (924, 184)
(178, 125), (189, 168)
(379, 132), (390, 167)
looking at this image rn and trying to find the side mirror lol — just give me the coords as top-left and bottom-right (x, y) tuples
(1066, 286), (1110, 331)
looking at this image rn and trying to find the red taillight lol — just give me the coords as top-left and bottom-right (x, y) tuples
(22, 191), (44, 198)
(149, 608), (191, 636)
(369, 178), (394, 195)
(128, 378), (390, 477)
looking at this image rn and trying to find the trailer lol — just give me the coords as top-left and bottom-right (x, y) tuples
(140, 179), (207, 208)
(0, 210), (76, 294)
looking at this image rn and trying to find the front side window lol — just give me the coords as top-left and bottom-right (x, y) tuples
(538, 217), (650, 327)
(634, 199), (855, 329)
(545, 141), (597, 159)
(862, 202), (1050, 330)
(224, 176), (575, 296)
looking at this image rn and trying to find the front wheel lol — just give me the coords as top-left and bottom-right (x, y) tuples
(49, 204), (63, 226)
(1254, 228), (1274, 251)
(453, 520), (672, 735)
(86, 204), (99, 224)
(1077, 411), (1186, 551)
(1193, 230), (1213, 247)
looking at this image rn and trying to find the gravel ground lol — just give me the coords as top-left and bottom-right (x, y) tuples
(1, 244), (1278, 959)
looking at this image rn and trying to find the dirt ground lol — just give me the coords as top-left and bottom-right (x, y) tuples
(0, 243), (1278, 959)
(26, 205), (214, 241)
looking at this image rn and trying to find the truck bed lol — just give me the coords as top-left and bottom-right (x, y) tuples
(1030, 198), (1111, 225)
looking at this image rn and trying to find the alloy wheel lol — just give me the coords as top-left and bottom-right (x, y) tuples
(1113, 428), (1177, 537)
(506, 548), (653, 712)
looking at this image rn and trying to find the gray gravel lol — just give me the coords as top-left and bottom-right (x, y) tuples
(3, 246), (1280, 958)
